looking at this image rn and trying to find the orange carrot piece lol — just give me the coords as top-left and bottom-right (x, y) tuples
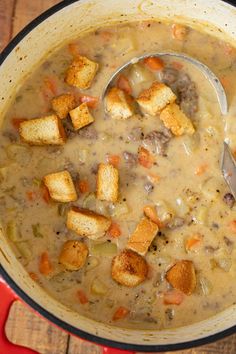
(107, 154), (121, 168)
(44, 76), (58, 96)
(229, 220), (236, 233)
(172, 61), (184, 70)
(41, 185), (51, 204)
(143, 205), (164, 228)
(29, 272), (39, 281)
(11, 118), (27, 130)
(107, 222), (122, 238)
(147, 172), (160, 184)
(39, 252), (53, 275)
(117, 75), (132, 95)
(138, 147), (154, 169)
(195, 164), (208, 176)
(78, 180), (90, 194)
(143, 57), (164, 71)
(163, 289), (184, 305)
(112, 306), (130, 321)
(99, 31), (113, 42)
(171, 24), (187, 40)
(185, 234), (203, 251)
(220, 76), (230, 90)
(26, 191), (37, 202)
(77, 289), (89, 304)
(80, 95), (99, 109)
(68, 43), (80, 57)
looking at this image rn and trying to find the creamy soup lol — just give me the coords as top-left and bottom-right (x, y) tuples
(1, 21), (236, 330)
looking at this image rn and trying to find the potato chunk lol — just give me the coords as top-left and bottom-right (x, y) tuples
(97, 163), (119, 202)
(111, 249), (148, 287)
(105, 87), (135, 120)
(65, 55), (99, 89)
(59, 240), (88, 271)
(137, 82), (176, 116)
(43, 170), (77, 202)
(166, 260), (196, 295)
(52, 93), (76, 119)
(69, 103), (94, 130)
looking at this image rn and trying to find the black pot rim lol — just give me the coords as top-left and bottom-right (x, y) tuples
(1, 0), (236, 351)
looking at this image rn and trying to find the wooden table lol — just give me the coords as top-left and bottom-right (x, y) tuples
(1, 1), (236, 353)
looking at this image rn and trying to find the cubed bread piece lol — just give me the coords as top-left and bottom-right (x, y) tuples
(65, 56), (99, 89)
(166, 260), (196, 295)
(19, 114), (66, 145)
(137, 82), (176, 116)
(127, 217), (158, 256)
(160, 103), (195, 136)
(67, 207), (111, 239)
(51, 93), (76, 119)
(69, 103), (94, 130)
(43, 170), (77, 202)
(59, 240), (88, 271)
(111, 249), (148, 287)
(97, 163), (119, 202)
(105, 87), (135, 120)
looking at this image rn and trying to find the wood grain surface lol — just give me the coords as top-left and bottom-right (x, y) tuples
(1, 0), (236, 353)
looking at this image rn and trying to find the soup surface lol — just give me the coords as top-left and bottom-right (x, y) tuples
(1, 21), (236, 330)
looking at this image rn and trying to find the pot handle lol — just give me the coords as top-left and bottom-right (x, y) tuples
(103, 347), (135, 354)
(0, 278), (39, 354)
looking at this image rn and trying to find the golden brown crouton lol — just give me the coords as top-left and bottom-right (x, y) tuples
(69, 103), (94, 130)
(65, 56), (99, 89)
(137, 82), (176, 116)
(43, 170), (77, 202)
(105, 87), (135, 120)
(111, 249), (148, 287)
(67, 207), (111, 239)
(160, 103), (195, 136)
(59, 240), (88, 271)
(127, 217), (158, 256)
(19, 115), (66, 145)
(51, 93), (76, 119)
(97, 163), (119, 202)
(166, 260), (196, 295)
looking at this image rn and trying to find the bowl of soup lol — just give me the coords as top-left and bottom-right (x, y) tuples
(1, 0), (236, 352)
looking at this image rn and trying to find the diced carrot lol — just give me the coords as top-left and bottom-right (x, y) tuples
(163, 289), (184, 305)
(41, 185), (51, 204)
(112, 306), (130, 321)
(171, 24), (187, 40)
(80, 95), (99, 109)
(107, 222), (122, 238)
(99, 31), (113, 42)
(143, 56), (164, 71)
(11, 118), (27, 130)
(78, 180), (90, 194)
(68, 43), (80, 57)
(229, 220), (236, 233)
(116, 75), (132, 95)
(143, 205), (164, 228)
(138, 147), (154, 169)
(43, 76), (58, 96)
(220, 76), (230, 90)
(223, 43), (234, 55)
(26, 191), (37, 202)
(185, 234), (203, 251)
(107, 154), (121, 168)
(147, 172), (160, 184)
(39, 252), (53, 275)
(195, 164), (208, 176)
(77, 289), (89, 304)
(29, 272), (39, 281)
(172, 61), (184, 70)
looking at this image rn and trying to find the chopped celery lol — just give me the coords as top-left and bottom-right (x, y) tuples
(58, 204), (68, 217)
(91, 278), (108, 295)
(90, 241), (117, 256)
(32, 178), (41, 187)
(32, 224), (43, 238)
(6, 221), (21, 242)
(110, 201), (129, 217)
(16, 242), (32, 260)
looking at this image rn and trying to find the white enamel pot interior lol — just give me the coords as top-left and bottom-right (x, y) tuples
(1, 0), (236, 351)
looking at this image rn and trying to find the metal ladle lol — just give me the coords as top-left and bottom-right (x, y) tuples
(103, 52), (236, 199)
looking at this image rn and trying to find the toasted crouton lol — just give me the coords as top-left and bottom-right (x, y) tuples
(127, 217), (158, 256)
(65, 56), (99, 89)
(43, 170), (77, 202)
(19, 115), (66, 145)
(137, 82), (176, 116)
(97, 163), (119, 202)
(111, 249), (148, 287)
(59, 240), (88, 271)
(160, 103), (195, 136)
(51, 93), (76, 119)
(69, 103), (94, 130)
(166, 260), (196, 295)
(67, 207), (111, 239)
(105, 87), (135, 120)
